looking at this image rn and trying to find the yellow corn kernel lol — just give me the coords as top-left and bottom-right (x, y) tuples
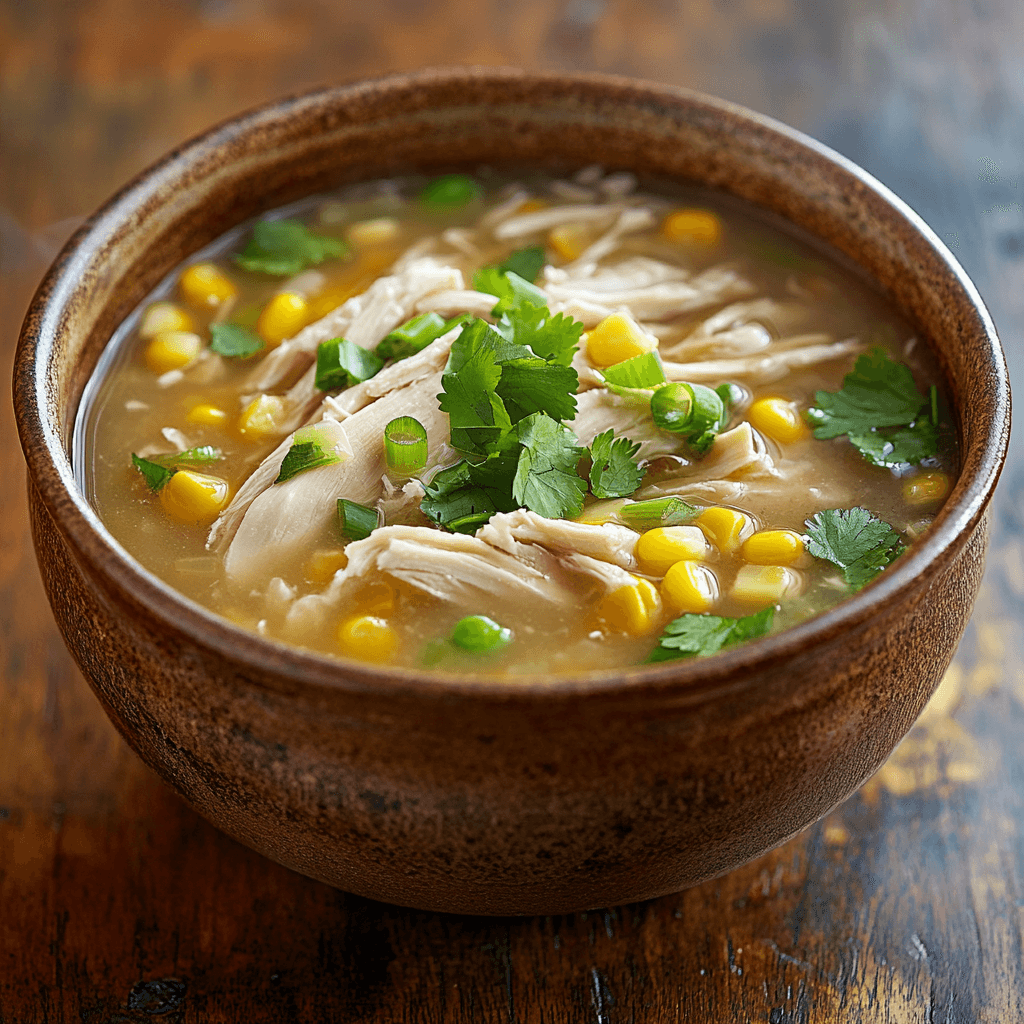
(548, 222), (591, 261)
(636, 526), (708, 576)
(337, 615), (398, 663)
(186, 402), (228, 427)
(159, 470), (230, 524)
(139, 301), (194, 339)
(518, 198), (547, 214)
(238, 394), (286, 440)
(585, 312), (657, 368)
(661, 561), (718, 615)
(747, 397), (809, 444)
(731, 564), (802, 607)
(304, 548), (349, 585)
(144, 330), (202, 374)
(697, 506), (754, 554)
(903, 472), (951, 506)
(347, 217), (400, 247)
(577, 498), (629, 526)
(179, 262), (237, 309)
(741, 529), (806, 566)
(598, 577), (663, 636)
(662, 208), (722, 246)
(257, 292), (309, 349)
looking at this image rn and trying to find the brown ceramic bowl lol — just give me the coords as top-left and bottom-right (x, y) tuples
(14, 68), (1010, 915)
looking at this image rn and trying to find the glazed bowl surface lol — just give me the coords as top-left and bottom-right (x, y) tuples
(13, 68), (1009, 915)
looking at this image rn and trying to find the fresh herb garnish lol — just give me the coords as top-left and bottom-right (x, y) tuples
(131, 453), (175, 492)
(152, 445), (221, 467)
(315, 337), (385, 391)
(805, 348), (938, 467)
(234, 219), (348, 277)
(491, 302), (582, 367)
(376, 312), (450, 361)
(209, 323), (264, 358)
(497, 246), (546, 284)
(588, 429), (645, 499)
(419, 174), (481, 210)
(648, 607), (775, 663)
(337, 498), (379, 541)
(805, 506), (905, 590)
(619, 496), (700, 529)
(421, 458), (520, 534)
(474, 267), (548, 317)
(601, 351), (666, 391)
(383, 416), (428, 475)
(511, 412), (588, 518)
(651, 381), (726, 455)
(275, 427), (344, 484)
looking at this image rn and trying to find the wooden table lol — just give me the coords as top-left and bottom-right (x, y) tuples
(3, 1), (1022, 1019)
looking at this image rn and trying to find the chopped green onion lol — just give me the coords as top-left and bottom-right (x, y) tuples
(619, 497), (700, 529)
(376, 312), (448, 361)
(152, 445), (221, 467)
(651, 382), (725, 443)
(451, 615), (512, 653)
(498, 246), (546, 283)
(715, 381), (745, 412)
(602, 351), (666, 390)
(276, 427), (343, 484)
(384, 416), (428, 474)
(337, 498), (379, 541)
(474, 269), (548, 316)
(420, 174), (481, 209)
(131, 453), (174, 492)
(209, 323), (264, 358)
(315, 337), (384, 391)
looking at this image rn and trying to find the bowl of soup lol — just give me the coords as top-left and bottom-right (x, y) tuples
(14, 68), (1009, 915)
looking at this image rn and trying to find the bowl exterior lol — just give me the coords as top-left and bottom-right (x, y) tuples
(15, 69), (1009, 914)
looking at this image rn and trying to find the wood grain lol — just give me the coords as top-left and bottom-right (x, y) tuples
(3, 0), (1023, 1019)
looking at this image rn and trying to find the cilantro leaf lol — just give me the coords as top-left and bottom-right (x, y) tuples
(498, 246), (546, 283)
(235, 219), (348, 276)
(152, 446), (221, 467)
(209, 323), (264, 358)
(648, 608), (774, 663)
(512, 413), (587, 518)
(495, 358), (579, 422)
(805, 507), (905, 590)
(806, 348), (927, 439)
(848, 418), (938, 468)
(474, 267), (548, 316)
(131, 453), (175, 492)
(315, 337), (384, 391)
(495, 303), (583, 367)
(420, 457), (519, 533)
(588, 429), (646, 498)
(275, 428), (344, 484)
(437, 327), (512, 455)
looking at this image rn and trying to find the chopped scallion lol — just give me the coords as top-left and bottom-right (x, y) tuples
(420, 174), (481, 209)
(315, 337), (384, 391)
(384, 416), (428, 474)
(376, 312), (448, 361)
(619, 497), (701, 529)
(276, 427), (344, 484)
(601, 351), (666, 391)
(651, 381), (725, 453)
(152, 445), (221, 467)
(337, 498), (379, 541)
(131, 453), (175, 492)
(450, 615), (512, 653)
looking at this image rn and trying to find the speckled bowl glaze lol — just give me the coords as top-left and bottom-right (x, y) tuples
(14, 69), (1010, 915)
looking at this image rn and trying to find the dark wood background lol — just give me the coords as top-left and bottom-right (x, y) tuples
(3, 1), (1023, 1020)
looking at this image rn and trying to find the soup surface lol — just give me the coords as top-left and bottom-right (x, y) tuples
(78, 168), (956, 675)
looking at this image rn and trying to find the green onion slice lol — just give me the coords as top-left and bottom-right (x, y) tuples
(337, 498), (379, 541)
(131, 453), (175, 492)
(651, 382), (725, 438)
(602, 351), (666, 391)
(383, 416), (428, 474)
(376, 312), (449, 361)
(152, 445), (221, 467)
(420, 174), (482, 209)
(315, 337), (384, 391)
(450, 615), (513, 653)
(619, 497), (701, 530)
(715, 381), (745, 413)
(276, 426), (344, 484)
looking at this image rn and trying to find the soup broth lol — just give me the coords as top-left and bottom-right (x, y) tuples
(78, 169), (956, 675)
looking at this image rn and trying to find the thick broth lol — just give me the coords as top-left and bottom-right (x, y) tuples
(79, 170), (956, 675)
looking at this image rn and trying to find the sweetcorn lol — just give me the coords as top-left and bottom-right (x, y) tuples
(548, 222), (591, 261)
(661, 561), (718, 614)
(179, 262), (237, 308)
(599, 577), (663, 635)
(741, 529), (806, 566)
(903, 472), (951, 506)
(144, 331), (202, 374)
(139, 301), (194, 339)
(636, 526), (708, 576)
(662, 208), (722, 246)
(731, 564), (802, 606)
(304, 549), (349, 585)
(337, 615), (398, 662)
(238, 394), (286, 439)
(257, 292), (309, 348)
(585, 312), (657, 368)
(747, 397), (809, 444)
(697, 507), (754, 554)
(186, 403), (229, 427)
(159, 470), (230, 524)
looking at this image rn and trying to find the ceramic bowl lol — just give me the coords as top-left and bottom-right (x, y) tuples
(14, 68), (1009, 915)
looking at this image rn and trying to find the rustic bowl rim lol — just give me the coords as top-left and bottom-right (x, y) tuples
(13, 66), (1011, 702)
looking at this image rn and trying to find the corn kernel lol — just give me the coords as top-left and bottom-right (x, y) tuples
(577, 498), (629, 526)
(549, 222), (591, 261)
(159, 470), (230, 524)
(741, 529), (806, 566)
(304, 548), (349, 585)
(697, 507), (754, 554)
(337, 615), (398, 663)
(139, 301), (194, 339)
(186, 403), (228, 427)
(636, 526), (708, 576)
(731, 564), (802, 606)
(662, 208), (722, 246)
(257, 292), (309, 349)
(518, 199), (547, 214)
(585, 312), (657, 368)
(903, 472), (951, 506)
(347, 217), (400, 247)
(747, 397), (809, 444)
(598, 577), (663, 636)
(661, 561), (719, 614)
(238, 394), (286, 439)
(179, 262), (237, 308)
(144, 330), (202, 374)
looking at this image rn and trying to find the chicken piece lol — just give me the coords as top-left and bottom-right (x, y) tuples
(562, 208), (657, 277)
(478, 509), (639, 569)
(493, 203), (624, 240)
(413, 289), (498, 318)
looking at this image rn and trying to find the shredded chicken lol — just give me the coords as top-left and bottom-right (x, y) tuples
(493, 203), (624, 240)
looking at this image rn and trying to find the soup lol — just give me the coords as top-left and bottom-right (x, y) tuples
(78, 168), (956, 674)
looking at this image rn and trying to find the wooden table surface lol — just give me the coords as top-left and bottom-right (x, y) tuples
(3, 1), (1023, 1020)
